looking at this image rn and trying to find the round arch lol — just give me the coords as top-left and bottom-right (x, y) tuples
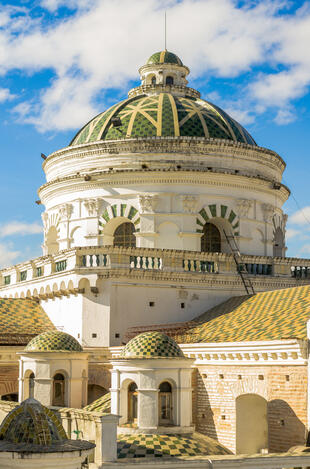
(236, 393), (268, 454)
(196, 204), (239, 237)
(99, 203), (140, 238)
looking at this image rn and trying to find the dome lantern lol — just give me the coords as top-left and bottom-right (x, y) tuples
(138, 50), (190, 91)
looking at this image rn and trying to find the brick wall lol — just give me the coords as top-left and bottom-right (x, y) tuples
(194, 364), (307, 453)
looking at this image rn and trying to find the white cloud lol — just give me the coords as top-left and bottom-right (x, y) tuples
(0, 243), (20, 269)
(40, 0), (94, 11)
(286, 228), (301, 240)
(1, 0), (310, 130)
(289, 207), (310, 226)
(0, 88), (14, 103)
(0, 222), (42, 238)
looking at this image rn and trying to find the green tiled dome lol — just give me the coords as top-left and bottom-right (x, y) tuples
(0, 398), (67, 445)
(25, 330), (82, 352)
(147, 50), (183, 66)
(70, 93), (256, 146)
(121, 331), (184, 359)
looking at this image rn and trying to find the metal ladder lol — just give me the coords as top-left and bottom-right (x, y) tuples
(224, 230), (255, 295)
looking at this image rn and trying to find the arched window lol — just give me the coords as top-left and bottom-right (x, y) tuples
(159, 381), (173, 425)
(128, 382), (138, 422)
(151, 75), (156, 85)
(53, 373), (65, 406)
(166, 76), (174, 85)
(113, 222), (136, 248)
(201, 222), (221, 252)
(29, 372), (35, 399)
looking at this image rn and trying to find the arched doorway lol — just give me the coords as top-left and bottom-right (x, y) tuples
(128, 382), (138, 422)
(273, 228), (285, 257)
(151, 75), (156, 85)
(53, 373), (65, 406)
(159, 381), (173, 425)
(166, 76), (174, 85)
(29, 372), (35, 399)
(201, 222), (221, 252)
(113, 222), (136, 248)
(236, 394), (268, 454)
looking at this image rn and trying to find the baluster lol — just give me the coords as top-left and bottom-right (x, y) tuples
(145, 257), (149, 269)
(82, 255), (86, 267)
(103, 254), (107, 267)
(96, 255), (100, 267)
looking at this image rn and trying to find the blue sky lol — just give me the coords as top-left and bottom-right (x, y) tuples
(0, 0), (310, 267)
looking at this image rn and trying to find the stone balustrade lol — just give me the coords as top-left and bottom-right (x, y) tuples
(1, 246), (310, 292)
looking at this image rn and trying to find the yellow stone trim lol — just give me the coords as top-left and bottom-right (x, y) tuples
(159, 51), (166, 63)
(157, 93), (164, 136)
(168, 94), (180, 136)
(97, 98), (129, 139)
(200, 100), (237, 141)
(179, 98), (209, 137)
(84, 111), (106, 143)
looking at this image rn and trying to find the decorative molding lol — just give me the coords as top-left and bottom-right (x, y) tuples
(138, 195), (159, 214)
(83, 198), (102, 217)
(261, 203), (274, 223)
(180, 195), (198, 214)
(59, 203), (73, 220)
(236, 199), (253, 218)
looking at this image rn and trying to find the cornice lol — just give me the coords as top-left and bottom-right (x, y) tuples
(38, 169), (290, 204)
(42, 136), (286, 172)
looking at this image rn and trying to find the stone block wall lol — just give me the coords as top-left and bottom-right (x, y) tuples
(194, 364), (307, 453)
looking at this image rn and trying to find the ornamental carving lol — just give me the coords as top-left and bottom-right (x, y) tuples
(84, 198), (101, 217)
(262, 203), (274, 222)
(181, 195), (198, 214)
(236, 199), (253, 218)
(59, 203), (73, 220)
(138, 195), (159, 213)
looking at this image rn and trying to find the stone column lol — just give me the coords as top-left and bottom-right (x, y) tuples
(138, 389), (158, 429)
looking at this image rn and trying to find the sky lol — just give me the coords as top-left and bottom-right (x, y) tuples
(0, 0), (310, 268)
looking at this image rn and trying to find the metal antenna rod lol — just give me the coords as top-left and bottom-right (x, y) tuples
(164, 11), (167, 50)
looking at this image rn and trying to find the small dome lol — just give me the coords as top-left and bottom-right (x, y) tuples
(147, 50), (183, 66)
(0, 398), (67, 445)
(70, 94), (256, 146)
(25, 330), (82, 352)
(121, 331), (184, 359)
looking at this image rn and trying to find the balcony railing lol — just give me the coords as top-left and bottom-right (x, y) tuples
(1, 246), (310, 289)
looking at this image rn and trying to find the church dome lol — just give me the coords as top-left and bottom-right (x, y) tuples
(147, 50), (183, 65)
(0, 398), (67, 445)
(120, 331), (184, 359)
(70, 93), (256, 146)
(25, 330), (82, 352)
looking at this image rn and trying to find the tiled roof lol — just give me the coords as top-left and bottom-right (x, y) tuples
(172, 285), (310, 343)
(147, 50), (183, 66)
(70, 93), (256, 146)
(121, 331), (184, 359)
(25, 331), (82, 352)
(0, 298), (55, 345)
(117, 432), (231, 458)
(83, 392), (111, 413)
